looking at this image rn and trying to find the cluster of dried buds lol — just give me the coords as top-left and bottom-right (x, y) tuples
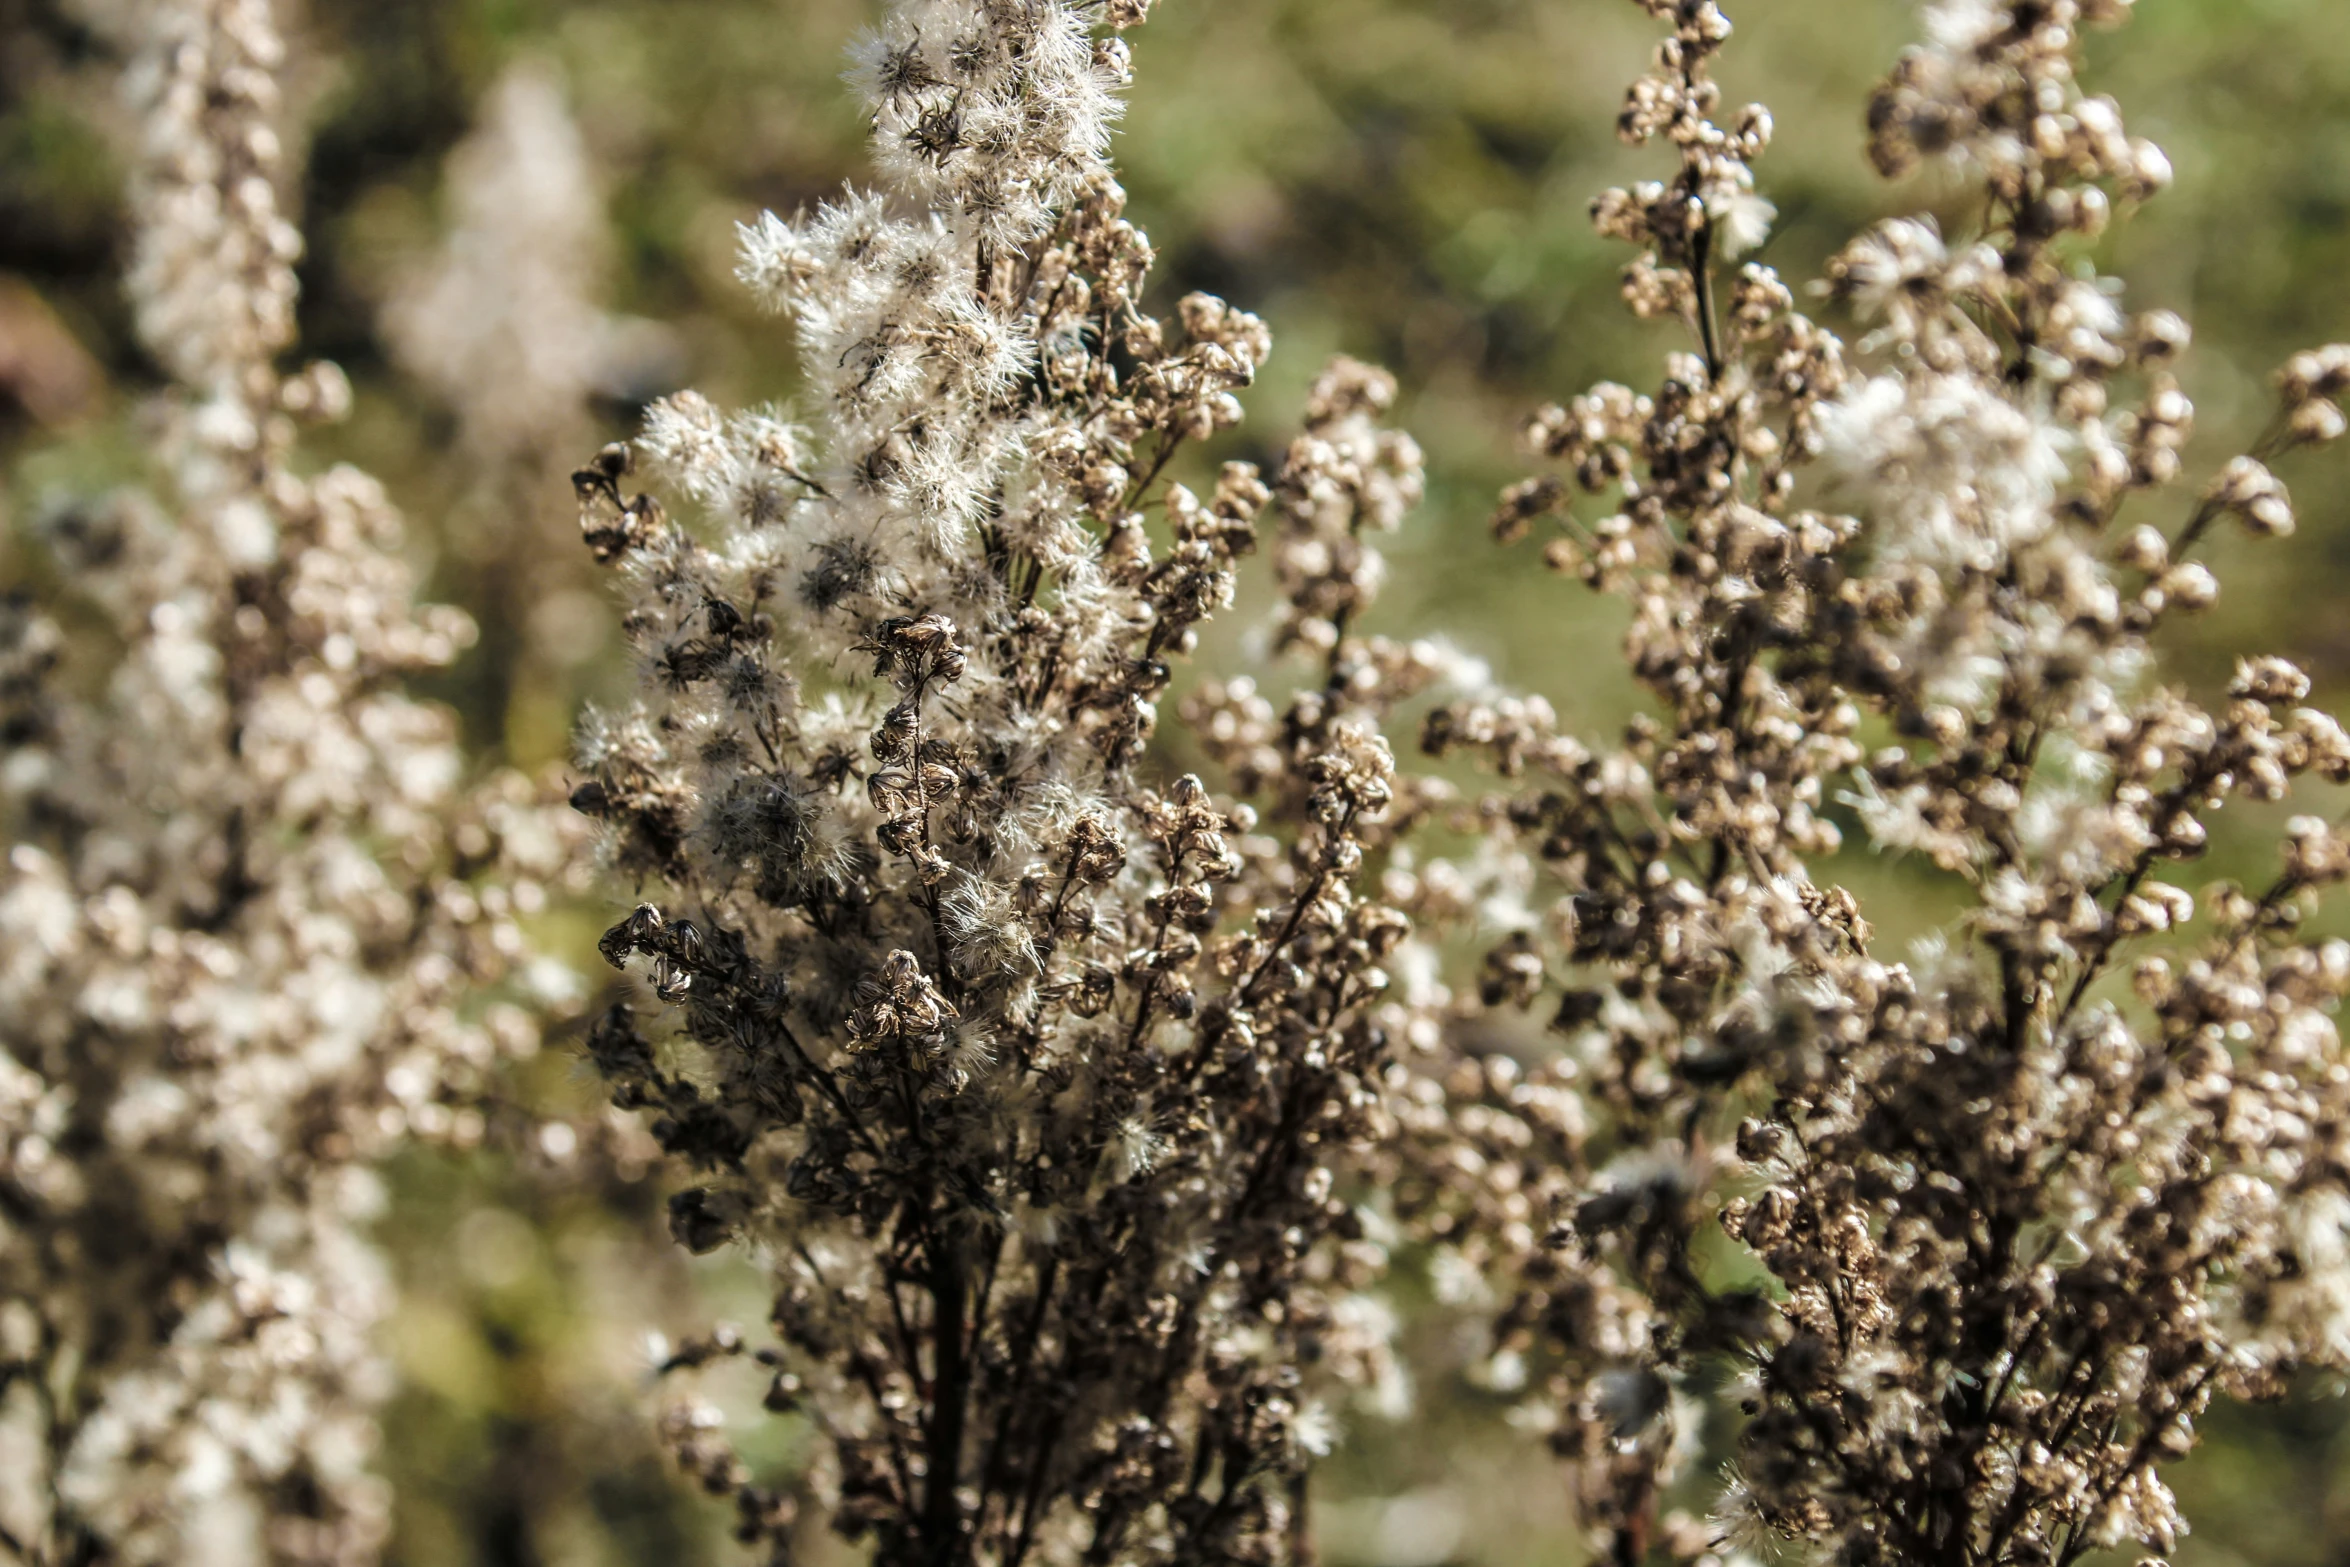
(1396, 1), (2350, 1564)
(42, 0), (2346, 1563)
(564, 3), (1441, 1564)
(0, 1), (578, 1563)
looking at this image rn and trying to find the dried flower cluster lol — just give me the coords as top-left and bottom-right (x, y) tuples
(562, 2), (1462, 1562)
(1411, 2), (2350, 1565)
(386, 62), (615, 474)
(0, 2), (571, 1562)
(383, 60), (669, 736)
(569, 0), (2350, 1562)
(18, 0), (2350, 1562)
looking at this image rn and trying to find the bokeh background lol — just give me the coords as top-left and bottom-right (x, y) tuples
(6, 0), (2350, 1561)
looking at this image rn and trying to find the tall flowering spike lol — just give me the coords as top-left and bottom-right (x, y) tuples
(386, 59), (618, 470)
(572, 5), (1432, 1563)
(0, 2), (574, 1561)
(384, 59), (656, 726)
(1397, 0), (2350, 1562)
(120, 0), (299, 423)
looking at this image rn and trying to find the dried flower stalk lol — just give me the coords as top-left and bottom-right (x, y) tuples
(35, 0), (2343, 1561)
(564, 2), (1456, 1562)
(0, 3), (569, 1562)
(1410, 2), (2350, 1564)
(384, 60), (666, 739)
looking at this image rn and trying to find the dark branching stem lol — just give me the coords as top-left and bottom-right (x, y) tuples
(1690, 211), (1724, 384)
(924, 1225), (970, 1561)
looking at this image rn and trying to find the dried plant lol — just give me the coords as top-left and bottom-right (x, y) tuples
(0, 2), (571, 1562)
(562, 2), (1460, 1562)
(1404, 1), (2350, 1564)
(572, 0), (2350, 1562)
(386, 61), (615, 476)
(384, 59), (670, 745)
(17, 0), (2350, 1561)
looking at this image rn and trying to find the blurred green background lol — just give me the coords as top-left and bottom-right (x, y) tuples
(8, 0), (2350, 1561)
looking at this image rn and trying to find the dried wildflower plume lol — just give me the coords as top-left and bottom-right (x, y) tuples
(0, 2), (572, 1561)
(28, 0), (2350, 1559)
(386, 60), (621, 470)
(383, 57), (670, 738)
(1404, 1), (2350, 1564)
(568, 1), (1442, 1562)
